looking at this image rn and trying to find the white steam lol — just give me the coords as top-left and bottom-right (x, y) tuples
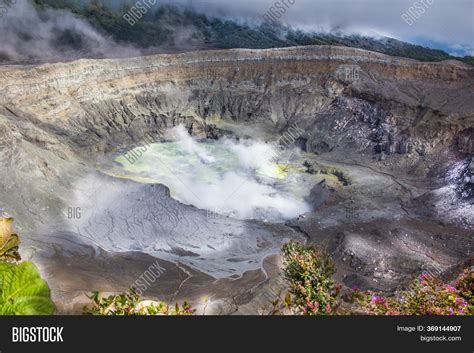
(117, 125), (311, 221)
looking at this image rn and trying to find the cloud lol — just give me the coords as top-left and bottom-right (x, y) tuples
(181, 0), (473, 56)
(0, 0), (139, 63)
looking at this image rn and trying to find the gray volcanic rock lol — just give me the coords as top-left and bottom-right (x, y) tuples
(305, 179), (331, 210)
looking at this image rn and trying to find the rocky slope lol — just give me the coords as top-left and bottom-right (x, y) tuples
(0, 45), (472, 313)
(1, 46), (472, 201)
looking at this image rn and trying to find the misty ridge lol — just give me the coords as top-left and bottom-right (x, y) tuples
(0, 0), (472, 65)
(0, 0), (141, 63)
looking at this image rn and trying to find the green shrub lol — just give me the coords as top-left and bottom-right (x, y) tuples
(272, 241), (472, 316)
(282, 241), (339, 315)
(0, 218), (55, 315)
(353, 272), (473, 315)
(84, 288), (195, 316)
(0, 262), (55, 315)
(454, 268), (473, 313)
(319, 168), (351, 186)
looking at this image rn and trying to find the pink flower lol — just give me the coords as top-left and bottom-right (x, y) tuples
(372, 296), (385, 305)
(306, 301), (319, 312)
(455, 297), (466, 306)
(446, 285), (457, 293)
(419, 273), (430, 281)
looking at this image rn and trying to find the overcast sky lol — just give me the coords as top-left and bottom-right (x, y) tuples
(181, 0), (473, 56)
